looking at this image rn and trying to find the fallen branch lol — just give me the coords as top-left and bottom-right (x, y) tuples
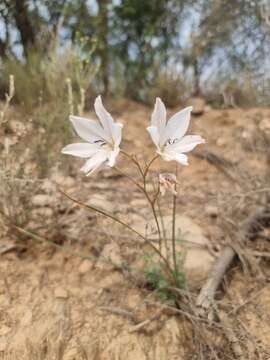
(196, 206), (270, 311)
(99, 306), (136, 322)
(193, 148), (237, 182)
(128, 307), (164, 333)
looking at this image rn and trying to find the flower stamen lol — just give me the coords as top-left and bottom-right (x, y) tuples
(165, 138), (179, 146)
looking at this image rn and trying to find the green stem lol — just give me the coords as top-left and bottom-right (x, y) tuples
(157, 196), (169, 260)
(172, 165), (178, 276)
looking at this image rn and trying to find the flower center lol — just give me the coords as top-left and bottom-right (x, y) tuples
(94, 140), (106, 146)
(94, 139), (114, 151)
(165, 138), (179, 146)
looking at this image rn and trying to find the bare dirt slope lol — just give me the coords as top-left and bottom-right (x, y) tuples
(1, 102), (270, 359)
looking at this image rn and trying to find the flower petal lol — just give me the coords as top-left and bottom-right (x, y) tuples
(80, 151), (108, 175)
(70, 115), (110, 143)
(147, 126), (160, 148)
(94, 95), (115, 138)
(108, 147), (120, 167)
(86, 162), (106, 176)
(171, 153), (189, 165)
(112, 123), (123, 147)
(61, 143), (100, 158)
(159, 150), (189, 166)
(169, 135), (205, 153)
(162, 106), (193, 144)
(151, 97), (166, 129)
(169, 152), (189, 166)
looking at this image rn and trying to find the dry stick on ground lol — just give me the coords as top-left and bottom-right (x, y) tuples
(193, 148), (237, 182)
(193, 149), (234, 167)
(196, 206), (270, 312)
(99, 306), (136, 322)
(195, 207), (270, 359)
(128, 307), (165, 333)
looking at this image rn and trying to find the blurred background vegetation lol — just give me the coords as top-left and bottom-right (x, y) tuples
(0, 0), (270, 108)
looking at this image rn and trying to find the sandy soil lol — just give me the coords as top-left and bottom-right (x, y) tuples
(0, 102), (270, 359)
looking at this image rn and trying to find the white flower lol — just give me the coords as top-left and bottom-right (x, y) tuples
(61, 95), (123, 176)
(147, 98), (205, 165)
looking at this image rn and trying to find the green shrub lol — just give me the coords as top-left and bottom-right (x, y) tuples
(143, 251), (187, 302)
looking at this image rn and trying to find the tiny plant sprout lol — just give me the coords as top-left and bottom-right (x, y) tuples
(61, 96), (123, 176)
(61, 96), (205, 301)
(147, 97), (205, 165)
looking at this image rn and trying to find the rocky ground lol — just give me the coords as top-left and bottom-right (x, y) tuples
(0, 101), (270, 359)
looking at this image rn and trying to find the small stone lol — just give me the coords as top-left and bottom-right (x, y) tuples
(52, 174), (75, 188)
(40, 179), (56, 193)
(127, 291), (141, 308)
(54, 288), (68, 299)
(20, 309), (33, 326)
(101, 243), (122, 267)
(0, 338), (8, 352)
(0, 325), (11, 336)
(78, 259), (92, 274)
(99, 272), (123, 289)
(216, 137), (227, 147)
(9, 120), (26, 135)
(32, 207), (54, 217)
(189, 97), (205, 116)
(259, 118), (270, 132)
(65, 348), (78, 359)
(32, 194), (51, 207)
(130, 198), (147, 208)
(241, 129), (253, 140)
(205, 205), (218, 218)
(0, 294), (10, 306)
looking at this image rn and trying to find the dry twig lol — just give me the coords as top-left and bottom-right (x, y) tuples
(99, 306), (136, 322)
(193, 148), (237, 182)
(196, 206), (270, 312)
(128, 308), (164, 333)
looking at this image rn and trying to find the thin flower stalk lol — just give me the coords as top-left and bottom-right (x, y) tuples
(155, 183), (170, 261)
(172, 165), (178, 275)
(118, 153), (163, 250)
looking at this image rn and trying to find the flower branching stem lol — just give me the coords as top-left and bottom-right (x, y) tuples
(114, 166), (145, 193)
(120, 150), (144, 178)
(59, 188), (173, 276)
(143, 155), (159, 181)
(120, 151), (162, 250)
